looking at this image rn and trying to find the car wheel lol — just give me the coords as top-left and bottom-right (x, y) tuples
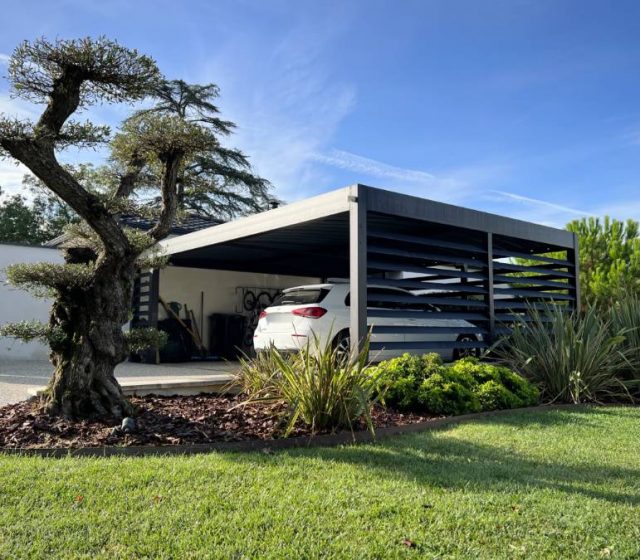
(453, 335), (480, 360)
(332, 331), (351, 363)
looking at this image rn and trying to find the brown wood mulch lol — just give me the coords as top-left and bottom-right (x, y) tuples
(0, 395), (437, 450)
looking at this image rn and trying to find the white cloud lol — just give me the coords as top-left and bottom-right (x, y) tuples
(0, 53), (9, 66)
(0, 94), (41, 194)
(488, 190), (593, 218)
(194, 17), (358, 200)
(0, 159), (28, 196)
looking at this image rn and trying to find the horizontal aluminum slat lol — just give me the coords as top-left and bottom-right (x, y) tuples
(368, 244), (487, 268)
(493, 286), (570, 297)
(368, 260), (487, 280)
(368, 309), (488, 321)
(371, 325), (487, 335)
(371, 293), (487, 308)
(492, 249), (571, 266)
(495, 314), (554, 322)
(492, 262), (573, 277)
(493, 292), (574, 302)
(367, 230), (486, 255)
(365, 277), (487, 294)
(494, 301), (570, 310)
(492, 275), (570, 289)
(370, 341), (489, 351)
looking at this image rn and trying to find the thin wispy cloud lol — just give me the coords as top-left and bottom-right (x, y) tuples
(488, 190), (593, 218)
(311, 148), (482, 204)
(313, 149), (438, 184)
(197, 16), (358, 200)
(0, 53), (9, 65)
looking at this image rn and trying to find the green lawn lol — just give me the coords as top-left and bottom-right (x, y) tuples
(1, 407), (639, 559)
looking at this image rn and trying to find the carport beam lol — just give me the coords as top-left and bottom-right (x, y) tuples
(349, 186), (367, 356)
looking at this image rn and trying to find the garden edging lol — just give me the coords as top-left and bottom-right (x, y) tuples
(0, 404), (584, 458)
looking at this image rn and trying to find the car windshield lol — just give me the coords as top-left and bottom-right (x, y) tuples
(272, 288), (330, 306)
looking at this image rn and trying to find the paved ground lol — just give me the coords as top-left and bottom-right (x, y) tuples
(0, 358), (239, 407)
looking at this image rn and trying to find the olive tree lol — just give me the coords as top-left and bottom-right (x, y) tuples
(0, 37), (271, 419)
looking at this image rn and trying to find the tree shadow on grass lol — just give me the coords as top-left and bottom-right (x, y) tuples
(232, 406), (640, 506)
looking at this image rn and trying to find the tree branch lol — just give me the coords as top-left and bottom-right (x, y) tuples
(0, 139), (131, 256)
(36, 66), (83, 137)
(147, 151), (182, 240)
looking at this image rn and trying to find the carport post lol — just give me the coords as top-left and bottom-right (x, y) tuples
(485, 233), (495, 344)
(349, 185), (368, 357)
(570, 232), (581, 311)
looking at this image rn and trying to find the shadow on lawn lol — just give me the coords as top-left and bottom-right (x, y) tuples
(238, 407), (640, 506)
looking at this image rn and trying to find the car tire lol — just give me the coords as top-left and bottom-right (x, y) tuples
(453, 334), (481, 360)
(332, 330), (351, 363)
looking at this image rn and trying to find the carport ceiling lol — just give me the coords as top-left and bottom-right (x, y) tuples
(168, 213), (351, 278)
(161, 184), (576, 278)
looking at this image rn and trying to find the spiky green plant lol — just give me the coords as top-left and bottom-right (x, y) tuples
(237, 335), (378, 436)
(608, 293), (640, 393)
(494, 303), (634, 404)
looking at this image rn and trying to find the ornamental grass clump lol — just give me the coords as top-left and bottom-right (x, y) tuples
(608, 293), (640, 395)
(494, 303), (634, 404)
(236, 335), (378, 436)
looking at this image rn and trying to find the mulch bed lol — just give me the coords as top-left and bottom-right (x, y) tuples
(0, 395), (437, 450)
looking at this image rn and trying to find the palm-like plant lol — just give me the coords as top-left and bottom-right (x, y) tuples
(236, 335), (378, 436)
(494, 303), (634, 404)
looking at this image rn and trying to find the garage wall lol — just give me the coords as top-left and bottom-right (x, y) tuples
(0, 243), (63, 360)
(158, 265), (320, 349)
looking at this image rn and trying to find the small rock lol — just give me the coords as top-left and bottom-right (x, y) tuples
(121, 417), (136, 433)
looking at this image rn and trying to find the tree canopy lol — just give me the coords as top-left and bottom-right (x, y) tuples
(568, 216), (640, 308)
(0, 36), (274, 419)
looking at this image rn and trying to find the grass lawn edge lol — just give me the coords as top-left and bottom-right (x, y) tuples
(0, 403), (591, 458)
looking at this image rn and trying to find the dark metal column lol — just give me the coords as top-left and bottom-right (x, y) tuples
(349, 185), (367, 355)
(570, 232), (581, 311)
(485, 233), (495, 344)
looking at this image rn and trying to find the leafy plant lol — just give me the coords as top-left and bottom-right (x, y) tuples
(371, 353), (442, 410)
(236, 336), (378, 436)
(494, 303), (634, 404)
(370, 353), (538, 415)
(417, 370), (481, 415)
(608, 293), (640, 394)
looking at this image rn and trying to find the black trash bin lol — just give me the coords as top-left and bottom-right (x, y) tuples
(208, 313), (246, 359)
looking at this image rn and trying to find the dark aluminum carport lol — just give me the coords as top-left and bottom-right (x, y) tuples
(159, 184), (579, 356)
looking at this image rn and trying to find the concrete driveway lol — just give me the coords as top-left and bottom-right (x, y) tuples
(0, 358), (238, 407)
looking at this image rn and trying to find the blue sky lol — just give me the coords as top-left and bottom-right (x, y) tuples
(1, 0), (639, 227)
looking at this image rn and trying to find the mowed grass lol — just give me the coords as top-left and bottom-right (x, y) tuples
(1, 407), (639, 559)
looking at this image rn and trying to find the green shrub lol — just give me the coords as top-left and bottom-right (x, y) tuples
(371, 353), (442, 410)
(448, 358), (539, 407)
(495, 303), (634, 404)
(417, 371), (481, 415)
(476, 380), (521, 410)
(371, 353), (538, 415)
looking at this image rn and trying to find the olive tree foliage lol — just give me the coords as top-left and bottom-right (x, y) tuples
(0, 37), (270, 419)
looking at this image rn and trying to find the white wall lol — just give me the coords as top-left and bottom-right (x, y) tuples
(159, 266), (320, 348)
(0, 244), (63, 360)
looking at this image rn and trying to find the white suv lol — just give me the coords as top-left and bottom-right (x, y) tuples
(253, 283), (482, 361)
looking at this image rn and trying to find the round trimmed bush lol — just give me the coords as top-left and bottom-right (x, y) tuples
(372, 353), (539, 415)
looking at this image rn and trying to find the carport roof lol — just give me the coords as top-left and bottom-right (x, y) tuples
(159, 184), (576, 278)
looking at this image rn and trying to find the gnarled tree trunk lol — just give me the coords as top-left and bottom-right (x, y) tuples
(44, 250), (137, 419)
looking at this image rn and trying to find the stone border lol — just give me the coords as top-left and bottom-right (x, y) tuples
(0, 404), (585, 458)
